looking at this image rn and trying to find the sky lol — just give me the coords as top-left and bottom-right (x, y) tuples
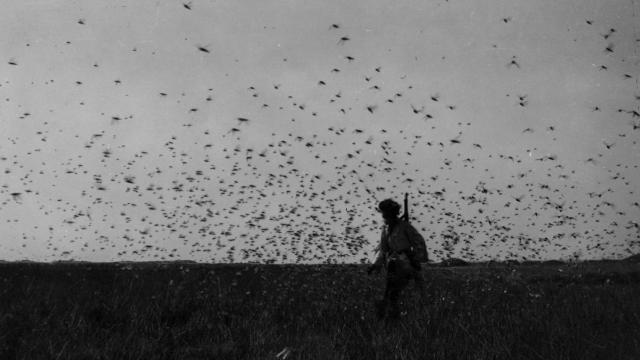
(0, 0), (639, 263)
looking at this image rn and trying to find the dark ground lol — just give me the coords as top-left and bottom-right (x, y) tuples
(1, 259), (639, 359)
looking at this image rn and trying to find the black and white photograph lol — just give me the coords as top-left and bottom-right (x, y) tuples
(1, 0), (639, 358)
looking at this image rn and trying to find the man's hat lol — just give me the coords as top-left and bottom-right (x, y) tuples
(378, 198), (401, 215)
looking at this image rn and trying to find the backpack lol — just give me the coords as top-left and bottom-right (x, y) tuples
(402, 221), (429, 263)
(399, 193), (428, 263)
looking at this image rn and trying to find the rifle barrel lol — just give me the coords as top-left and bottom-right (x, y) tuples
(404, 193), (409, 222)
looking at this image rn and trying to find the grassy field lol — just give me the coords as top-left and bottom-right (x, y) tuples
(1, 260), (639, 360)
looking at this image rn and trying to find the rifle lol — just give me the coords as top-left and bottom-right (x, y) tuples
(402, 193), (409, 222)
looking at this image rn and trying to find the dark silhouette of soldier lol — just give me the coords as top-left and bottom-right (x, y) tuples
(368, 198), (425, 320)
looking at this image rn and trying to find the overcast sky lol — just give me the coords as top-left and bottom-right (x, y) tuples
(1, 0), (639, 263)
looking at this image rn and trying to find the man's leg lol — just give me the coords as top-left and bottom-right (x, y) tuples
(385, 268), (410, 319)
(376, 267), (394, 319)
(407, 254), (426, 297)
(413, 268), (425, 292)
(376, 260), (400, 319)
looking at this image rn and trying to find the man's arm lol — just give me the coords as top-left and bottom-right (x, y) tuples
(368, 228), (387, 274)
(373, 249), (385, 268)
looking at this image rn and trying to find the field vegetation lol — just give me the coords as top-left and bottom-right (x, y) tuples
(1, 260), (639, 359)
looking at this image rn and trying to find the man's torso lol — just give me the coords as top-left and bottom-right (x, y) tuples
(382, 221), (412, 254)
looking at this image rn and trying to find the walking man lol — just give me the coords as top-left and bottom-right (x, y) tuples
(368, 198), (425, 319)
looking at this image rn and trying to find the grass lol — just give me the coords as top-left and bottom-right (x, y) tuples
(0, 260), (639, 359)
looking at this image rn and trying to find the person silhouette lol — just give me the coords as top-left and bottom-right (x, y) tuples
(368, 198), (425, 320)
